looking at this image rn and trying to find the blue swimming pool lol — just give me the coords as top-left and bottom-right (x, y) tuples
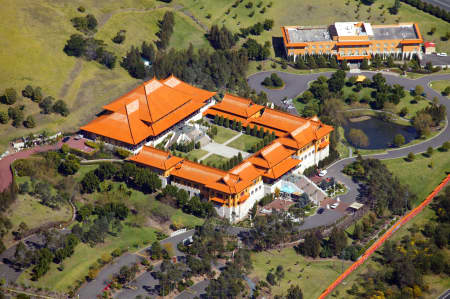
(281, 183), (300, 194)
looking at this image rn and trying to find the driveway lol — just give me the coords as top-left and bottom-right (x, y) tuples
(78, 230), (195, 299)
(249, 71), (450, 229)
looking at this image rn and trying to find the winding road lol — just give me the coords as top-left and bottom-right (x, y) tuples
(248, 70), (450, 229)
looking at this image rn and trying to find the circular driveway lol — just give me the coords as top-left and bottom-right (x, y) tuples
(248, 70), (450, 229)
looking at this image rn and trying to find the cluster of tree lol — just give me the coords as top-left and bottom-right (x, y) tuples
(347, 187), (450, 298)
(72, 201), (129, 246)
(213, 114), (243, 132)
(400, 0), (450, 22)
(343, 157), (414, 216)
(152, 256), (196, 295)
(266, 264), (285, 286)
(19, 180), (68, 210)
(243, 211), (296, 250)
(262, 73), (283, 88)
(64, 34), (117, 69)
(412, 103), (446, 136)
(81, 161), (161, 194)
(206, 125), (218, 139)
(156, 11), (175, 50)
(215, 153), (244, 170)
(0, 183), (17, 253)
(351, 212), (380, 241)
(169, 140), (200, 153)
(114, 263), (139, 285)
(207, 25), (237, 50)
(71, 14), (98, 34)
(238, 19), (274, 37)
(157, 185), (216, 218)
(13, 231), (79, 280)
(0, 88), (34, 128)
(242, 38), (271, 60)
(206, 249), (253, 298)
(347, 128), (369, 148)
(291, 54), (343, 70)
(122, 43), (249, 93)
(147, 241), (173, 260)
(296, 226), (362, 260)
(23, 85), (70, 116)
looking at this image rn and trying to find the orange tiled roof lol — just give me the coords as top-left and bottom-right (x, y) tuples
(162, 75), (217, 103)
(248, 141), (295, 169)
(127, 146), (183, 170)
(229, 161), (263, 182)
(203, 108), (250, 125)
(263, 157), (301, 179)
(210, 94), (264, 118)
(82, 76), (215, 145)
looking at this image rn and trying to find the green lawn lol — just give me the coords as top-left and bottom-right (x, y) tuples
(212, 126), (239, 144)
(0, 0), (209, 153)
(17, 224), (158, 292)
(227, 134), (261, 152)
(430, 80), (450, 98)
(250, 248), (352, 299)
(183, 149), (209, 161)
(383, 149), (450, 205)
(202, 154), (229, 167)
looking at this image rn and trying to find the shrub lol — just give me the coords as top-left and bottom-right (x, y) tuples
(440, 141), (450, 152)
(393, 134), (405, 147)
(84, 140), (99, 149)
(407, 152), (415, 161)
(53, 100), (70, 116)
(0, 111), (9, 124)
(77, 6), (85, 12)
(2, 88), (18, 105)
(116, 148), (131, 159)
(23, 115), (35, 128)
(112, 30), (126, 44)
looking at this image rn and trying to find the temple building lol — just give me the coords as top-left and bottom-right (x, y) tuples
(81, 75), (216, 153)
(81, 83), (333, 222)
(281, 22), (423, 61)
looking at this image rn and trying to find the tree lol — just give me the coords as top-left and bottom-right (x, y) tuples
(263, 19), (274, 30)
(441, 141), (450, 152)
(328, 70), (346, 93)
(286, 285), (303, 299)
(328, 226), (347, 256)
(266, 272), (276, 285)
(0, 111), (9, 124)
(407, 152), (415, 161)
(53, 100), (70, 116)
(33, 87), (43, 103)
(393, 134), (405, 147)
(413, 112), (432, 136)
(390, 0), (401, 14)
(141, 41), (155, 62)
(301, 91), (313, 104)
(8, 107), (24, 128)
(414, 85), (424, 96)
(64, 34), (86, 57)
(353, 223), (363, 240)
(348, 129), (369, 148)
(426, 146), (433, 156)
(360, 59), (369, 70)
(39, 96), (54, 114)
(112, 30), (126, 44)
(23, 116), (35, 128)
(59, 157), (80, 175)
(3, 88), (18, 105)
(22, 85), (34, 99)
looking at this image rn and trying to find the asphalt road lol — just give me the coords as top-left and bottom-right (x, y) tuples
(78, 230), (195, 299)
(248, 70), (450, 229)
(422, 0), (450, 11)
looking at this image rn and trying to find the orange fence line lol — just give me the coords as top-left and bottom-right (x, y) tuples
(318, 174), (450, 299)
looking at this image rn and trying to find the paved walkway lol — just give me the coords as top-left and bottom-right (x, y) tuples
(199, 133), (249, 161)
(248, 71), (450, 229)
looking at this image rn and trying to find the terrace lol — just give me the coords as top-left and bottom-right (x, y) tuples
(371, 24), (418, 40)
(286, 26), (332, 43)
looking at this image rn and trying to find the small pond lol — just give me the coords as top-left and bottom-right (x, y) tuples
(342, 116), (418, 149)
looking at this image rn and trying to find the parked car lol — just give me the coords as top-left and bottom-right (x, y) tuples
(318, 170), (327, 177)
(74, 134), (83, 140)
(437, 53), (448, 56)
(317, 207), (325, 214)
(62, 136), (70, 142)
(330, 202), (339, 209)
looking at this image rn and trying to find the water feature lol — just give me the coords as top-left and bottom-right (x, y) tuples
(342, 116), (418, 149)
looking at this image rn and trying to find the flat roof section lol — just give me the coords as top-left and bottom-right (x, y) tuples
(371, 25), (418, 40)
(286, 27), (332, 43)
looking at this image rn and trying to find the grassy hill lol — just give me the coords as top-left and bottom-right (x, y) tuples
(0, 0), (209, 152)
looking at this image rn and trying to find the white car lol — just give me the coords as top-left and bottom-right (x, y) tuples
(437, 53), (448, 57)
(318, 170), (327, 177)
(330, 202), (339, 209)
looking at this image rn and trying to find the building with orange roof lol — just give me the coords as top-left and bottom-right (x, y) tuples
(81, 76), (216, 153)
(282, 22), (423, 62)
(84, 81), (334, 222)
